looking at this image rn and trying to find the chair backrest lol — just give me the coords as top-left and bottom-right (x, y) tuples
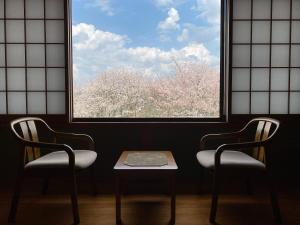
(243, 118), (280, 163)
(10, 117), (53, 163)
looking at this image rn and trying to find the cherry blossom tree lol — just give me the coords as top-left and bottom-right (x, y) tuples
(74, 62), (219, 118)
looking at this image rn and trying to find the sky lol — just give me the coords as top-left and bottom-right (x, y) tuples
(72, 0), (221, 84)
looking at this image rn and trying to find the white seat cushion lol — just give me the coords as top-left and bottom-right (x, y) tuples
(25, 150), (97, 170)
(196, 150), (265, 170)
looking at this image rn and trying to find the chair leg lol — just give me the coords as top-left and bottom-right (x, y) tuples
(90, 165), (97, 196)
(42, 178), (49, 195)
(70, 173), (80, 224)
(266, 173), (282, 223)
(8, 172), (24, 223)
(209, 171), (219, 224)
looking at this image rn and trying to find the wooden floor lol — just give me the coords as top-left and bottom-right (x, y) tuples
(1, 187), (300, 225)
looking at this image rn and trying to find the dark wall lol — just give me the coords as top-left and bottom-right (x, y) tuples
(1, 117), (300, 182)
(1, 117), (300, 191)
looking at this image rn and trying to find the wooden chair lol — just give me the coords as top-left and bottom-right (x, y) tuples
(196, 117), (281, 223)
(8, 117), (98, 224)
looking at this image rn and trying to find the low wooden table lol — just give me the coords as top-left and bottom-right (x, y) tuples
(114, 151), (178, 225)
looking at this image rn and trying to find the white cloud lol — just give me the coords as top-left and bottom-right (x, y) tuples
(158, 8), (180, 31)
(87, 0), (114, 16)
(177, 23), (219, 44)
(155, 0), (174, 8)
(193, 0), (220, 24)
(177, 28), (189, 42)
(72, 23), (214, 84)
(154, 0), (184, 9)
(73, 23), (127, 50)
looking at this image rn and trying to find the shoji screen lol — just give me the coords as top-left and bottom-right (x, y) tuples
(231, 0), (300, 114)
(0, 0), (66, 115)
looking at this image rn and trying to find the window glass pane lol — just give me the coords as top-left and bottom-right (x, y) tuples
(46, 20), (64, 43)
(273, 0), (290, 19)
(232, 69), (250, 91)
(293, 0), (300, 19)
(8, 92), (26, 114)
(290, 69), (300, 90)
(272, 22), (290, 43)
(27, 44), (45, 67)
(0, 20), (4, 42)
(0, 44), (5, 67)
(72, 0), (221, 118)
(7, 44), (25, 67)
(290, 92), (300, 114)
(6, 20), (24, 43)
(252, 69), (269, 91)
(1, 0), (67, 116)
(271, 45), (289, 67)
(252, 21), (270, 43)
(28, 92), (46, 114)
(291, 45), (300, 67)
(0, 92), (6, 114)
(252, 45), (269, 67)
(47, 44), (65, 67)
(253, 0), (271, 19)
(45, 0), (64, 19)
(0, 68), (5, 90)
(7, 68), (26, 91)
(26, 20), (44, 43)
(251, 92), (269, 114)
(47, 92), (65, 114)
(0, 0), (4, 19)
(233, 45), (250, 67)
(6, 0), (24, 18)
(271, 69), (289, 91)
(27, 68), (45, 91)
(292, 21), (300, 43)
(232, 92), (250, 114)
(233, 21), (250, 43)
(47, 68), (65, 90)
(270, 92), (288, 114)
(26, 0), (44, 19)
(233, 0), (251, 19)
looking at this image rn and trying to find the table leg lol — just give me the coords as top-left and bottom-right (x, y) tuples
(170, 173), (176, 225)
(116, 174), (121, 225)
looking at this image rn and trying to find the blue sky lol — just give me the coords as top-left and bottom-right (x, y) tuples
(72, 0), (220, 84)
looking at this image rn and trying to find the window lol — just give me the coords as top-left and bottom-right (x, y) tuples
(231, 0), (300, 115)
(72, 0), (224, 120)
(0, 0), (66, 116)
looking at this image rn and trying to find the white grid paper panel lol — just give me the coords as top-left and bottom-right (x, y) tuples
(0, 92), (7, 114)
(0, 0), (66, 115)
(0, 68), (5, 90)
(231, 0), (300, 115)
(251, 92), (269, 114)
(253, 0), (271, 19)
(26, 0), (44, 18)
(0, 0), (4, 19)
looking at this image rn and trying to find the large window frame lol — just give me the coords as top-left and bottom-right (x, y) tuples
(68, 0), (229, 123)
(1, 0), (299, 124)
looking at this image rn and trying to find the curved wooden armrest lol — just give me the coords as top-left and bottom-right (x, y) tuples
(200, 131), (243, 150)
(214, 140), (268, 168)
(21, 139), (75, 168)
(53, 132), (95, 151)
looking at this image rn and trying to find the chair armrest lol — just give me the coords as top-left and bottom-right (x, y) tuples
(200, 131), (243, 150)
(214, 140), (268, 167)
(21, 139), (75, 168)
(53, 132), (95, 151)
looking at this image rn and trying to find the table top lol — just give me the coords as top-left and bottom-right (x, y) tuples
(114, 151), (178, 170)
